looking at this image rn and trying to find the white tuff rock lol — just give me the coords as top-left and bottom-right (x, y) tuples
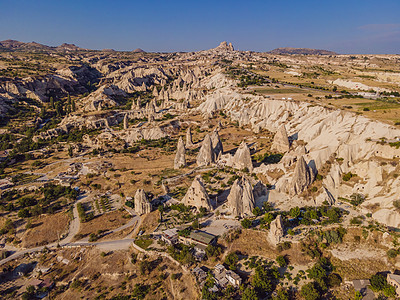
(289, 156), (314, 196)
(211, 129), (223, 159)
(182, 176), (212, 211)
(196, 134), (215, 166)
(230, 141), (253, 172)
(227, 177), (255, 217)
(134, 189), (152, 215)
(186, 127), (193, 148)
(174, 137), (186, 169)
(271, 125), (290, 153)
(268, 215), (284, 246)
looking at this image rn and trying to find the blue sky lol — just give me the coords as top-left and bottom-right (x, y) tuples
(1, 0), (399, 54)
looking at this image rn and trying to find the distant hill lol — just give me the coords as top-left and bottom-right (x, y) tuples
(269, 47), (337, 55)
(56, 43), (87, 51)
(0, 39), (87, 52)
(0, 39), (51, 51)
(132, 48), (145, 53)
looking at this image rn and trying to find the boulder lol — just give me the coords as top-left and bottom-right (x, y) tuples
(196, 134), (215, 166)
(134, 189), (152, 215)
(174, 137), (186, 169)
(182, 176), (212, 211)
(227, 177), (255, 217)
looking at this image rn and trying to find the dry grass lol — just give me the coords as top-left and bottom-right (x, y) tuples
(223, 229), (313, 266)
(135, 211), (160, 236)
(75, 210), (130, 239)
(332, 257), (389, 281)
(35, 247), (199, 300)
(21, 212), (70, 248)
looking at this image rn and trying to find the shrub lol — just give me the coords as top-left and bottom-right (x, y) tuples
(224, 252), (239, 270)
(387, 248), (398, 258)
(300, 282), (320, 300)
(350, 217), (362, 225)
(276, 255), (288, 267)
(342, 172), (356, 181)
(241, 218), (252, 229)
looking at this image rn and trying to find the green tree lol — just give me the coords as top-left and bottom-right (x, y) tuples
(50, 96), (54, 109)
(353, 291), (362, 300)
(261, 212), (274, 225)
(192, 218), (200, 229)
(18, 208), (31, 218)
(224, 252), (239, 270)
(253, 266), (273, 295)
(300, 282), (321, 300)
(55, 102), (63, 117)
(242, 286), (258, 300)
(273, 288), (290, 300)
(72, 98), (76, 112)
(252, 207), (262, 216)
(241, 218), (252, 229)
(289, 206), (300, 218)
(370, 274), (386, 291)
(68, 145), (73, 157)
(276, 255), (288, 267)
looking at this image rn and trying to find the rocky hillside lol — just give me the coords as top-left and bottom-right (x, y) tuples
(269, 47), (337, 55)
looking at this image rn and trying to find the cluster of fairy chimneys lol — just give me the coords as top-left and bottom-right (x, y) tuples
(172, 124), (259, 217)
(174, 121), (253, 171)
(135, 124), (315, 224)
(273, 125), (316, 196)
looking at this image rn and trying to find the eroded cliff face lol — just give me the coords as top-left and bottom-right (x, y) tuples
(195, 72), (400, 227)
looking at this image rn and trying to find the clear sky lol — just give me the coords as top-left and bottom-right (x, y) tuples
(1, 0), (400, 54)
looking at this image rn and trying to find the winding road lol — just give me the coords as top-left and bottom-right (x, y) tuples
(0, 194), (141, 266)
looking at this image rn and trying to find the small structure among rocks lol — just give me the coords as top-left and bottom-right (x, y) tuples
(182, 176), (212, 211)
(174, 137), (186, 169)
(271, 125), (290, 153)
(268, 215), (284, 245)
(226, 177), (255, 217)
(289, 156), (314, 196)
(134, 189), (152, 215)
(196, 134), (215, 166)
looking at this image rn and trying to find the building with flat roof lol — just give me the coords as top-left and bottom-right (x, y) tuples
(188, 230), (217, 246)
(352, 279), (374, 300)
(213, 264), (242, 288)
(387, 273), (400, 296)
(161, 228), (179, 245)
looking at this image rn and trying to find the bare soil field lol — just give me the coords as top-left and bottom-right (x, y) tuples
(21, 212), (70, 248)
(74, 210), (130, 240)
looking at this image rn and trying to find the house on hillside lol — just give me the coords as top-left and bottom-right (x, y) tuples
(160, 228), (179, 245)
(179, 230), (217, 260)
(180, 230), (217, 247)
(213, 264), (242, 288)
(352, 279), (374, 300)
(387, 273), (400, 296)
(192, 266), (208, 284)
